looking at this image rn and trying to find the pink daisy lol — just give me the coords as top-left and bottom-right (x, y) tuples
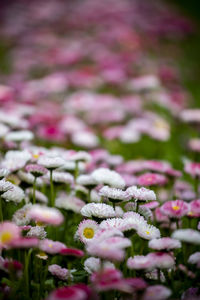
(90, 268), (132, 293)
(39, 239), (67, 254)
(188, 199), (200, 217)
(0, 222), (21, 249)
(60, 248), (84, 258)
(27, 205), (64, 226)
(46, 285), (90, 300)
(160, 200), (189, 218)
(137, 173), (168, 187)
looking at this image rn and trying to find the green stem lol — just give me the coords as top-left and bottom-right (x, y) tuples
(68, 262), (72, 285)
(135, 200), (139, 213)
(176, 219), (179, 229)
(33, 177), (37, 204)
(50, 170), (54, 207)
(24, 249), (32, 298)
(0, 196), (3, 222)
(194, 175), (199, 198)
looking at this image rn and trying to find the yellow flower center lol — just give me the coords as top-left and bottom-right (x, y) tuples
(145, 231), (150, 235)
(33, 154), (40, 159)
(172, 205), (180, 211)
(48, 243), (53, 248)
(36, 221), (44, 226)
(188, 211), (194, 216)
(83, 227), (94, 239)
(154, 120), (168, 129)
(0, 231), (13, 244)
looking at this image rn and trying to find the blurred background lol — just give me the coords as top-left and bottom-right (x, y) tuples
(0, 0), (199, 171)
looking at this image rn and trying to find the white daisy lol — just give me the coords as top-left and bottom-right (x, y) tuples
(27, 226), (47, 239)
(2, 185), (25, 203)
(72, 131), (99, 148)
(81, 203), (116, 219)
(84, 257), (115, 274)
(0, 168), (10, 179)
(91, 168), (125, 188)
(188, 252), (200, 265)
(77, 219), (99, 243)
(5, 130), (34, 142)
(0, 179), (14, 194)
(126, 185), (156, 201)
(12, 203), (32, 226)
(99, 186), (130, 202)
(38, 155), (65, 170)
(137, 223), (160, 240)
(69, 151), (91, 162)
(172, 229), (200, 245)
(76, 175), (97, 186)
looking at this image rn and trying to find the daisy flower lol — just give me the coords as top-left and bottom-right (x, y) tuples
(46, 285), (90, 300)
(25, 164), (48, 177)
(172, 229), (200, 244)
(0, 222), (21, 249)
(188, 252), (200, 267)
(126, 185), (156, 201)
(72, 131), (99, 148)
(86, 241), (125, 262)
(127, 255), (155, 270)
(84, 257), (115, 274)
(60, 248), (84, 258)
(48, 264), (69, 281)
(91, 268), (132, 293)
(148, 238), (181, 250)
(123, 212), (147, 230)
(0, 179), (13, 194)
(142, 285), (171, 300)
(5, 130), (34, 142)
(39, 239), (67, 254)
(99, 186), (130, 203)
(148, 252), (175, 269)
(1, 185), (24, 203)
(77, 219), (99, 243)
(81, 203), (116, 219)
(137, 173), (167, 186)
(137, 223), (160, 240)
(69, 151), (91, 162)
(188, 199), (200, 217)
(38, 155), (65, 170)
(27, 226), (47, 239)
(76, 175), (98, 187)
(27, 204), (64, 226)
(160, 200), (189, 218)
(184, 161), (200, 177)
(12, 204), (32, 226)
(91, 168), (125, 188)
(99, 218), (130, 232)
(10, 237), (39, 249)
(0, 168), (9, 179)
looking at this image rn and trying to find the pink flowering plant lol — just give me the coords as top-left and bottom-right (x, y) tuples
(0, 0), (199, 299)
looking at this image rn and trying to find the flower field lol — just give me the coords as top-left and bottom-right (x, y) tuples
(0, 1), (200, 299)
